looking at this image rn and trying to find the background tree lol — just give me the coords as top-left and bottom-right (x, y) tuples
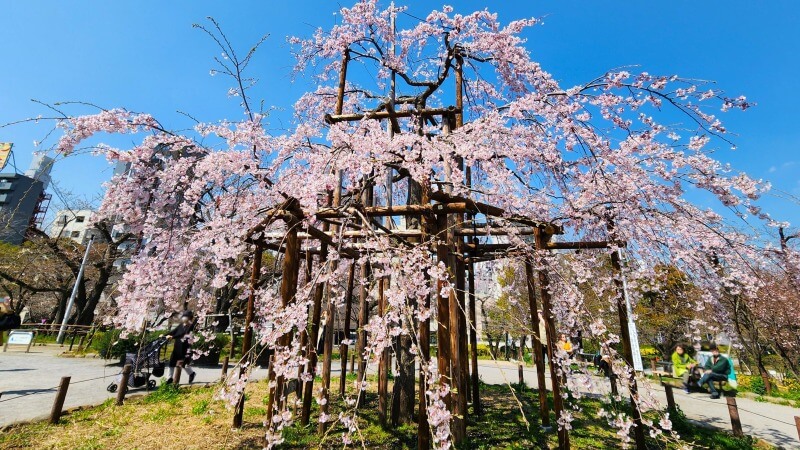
(0, 221), (130, 325)
(636, 265), (700, 359)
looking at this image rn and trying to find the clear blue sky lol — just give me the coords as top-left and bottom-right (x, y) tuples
(1, 1), (798, 230)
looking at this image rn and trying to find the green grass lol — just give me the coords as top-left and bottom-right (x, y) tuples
(0, 377), (770, 450)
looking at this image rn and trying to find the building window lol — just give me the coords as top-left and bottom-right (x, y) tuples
(71, 231), (80, 238)
(75, 216), (86, 223)
(62, 231), (71, 237)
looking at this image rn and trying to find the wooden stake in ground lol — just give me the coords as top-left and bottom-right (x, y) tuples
(417, 181), (433, 450)
(610, 244), (647, 450)
(525, 260), (550, 427)
(534, 229), (570, 450)
(116, 364), (131, 405)
(377, 278), (390, 426)
(233, 243), (264, 428)
(339, 263), (356, 397)
(50, 376), (71, 424)
(267, 222), (301, 425)
(301, 226), (329, 425)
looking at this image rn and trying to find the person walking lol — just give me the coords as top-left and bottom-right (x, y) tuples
(697, 343), (731, 399)
(165, 310), (197, 384)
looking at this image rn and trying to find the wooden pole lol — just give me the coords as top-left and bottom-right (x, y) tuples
(663, 383), (676, 412)
(221, 356), (229, 382)
(116, 364), (131, 405)
(355, 261), (371, 402)
(301, 230), (329, 425)
(417, 180), (432, 450)
(435, 211), (452, 411)
(174, 363), (183, 386)
(318, 265), (339, 433)
(267, 223), (301, 425)
(534, 230), (569, 449)
(241, 245), (264, 361)
(467, 256), (481, 415)
(50, 376), (71, 424)
(339, 263), (356, 397)
(233, 243), (264, 428)
(794, 416), (800, 441)
(233, 366), (246, 428)
(447, 213), (467, 443)
(610, 246), (647, 450)
(525, 260), (550, 427)
(378, 278), (390, 426)
(726, 397), (744, 437)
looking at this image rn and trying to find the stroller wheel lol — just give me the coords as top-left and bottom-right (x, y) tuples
(107, 383), (118, 393)
(148, 379), (157, 390)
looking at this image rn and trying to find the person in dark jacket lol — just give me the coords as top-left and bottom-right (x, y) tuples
(165, 310), (196, 384)
(697, 343), (731, 399)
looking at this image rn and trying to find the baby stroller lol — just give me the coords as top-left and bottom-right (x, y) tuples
(107, 336), (168, 392)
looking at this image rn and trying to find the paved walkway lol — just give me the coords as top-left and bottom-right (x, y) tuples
(473, 360), (800, 449)
(0, 345), (265, 427)
(2, 349), (799, 448)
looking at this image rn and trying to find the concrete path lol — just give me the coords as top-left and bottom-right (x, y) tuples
(2, 349), (799, 448)
(0, 345), (265, 427)
(468, 360), (800, 449)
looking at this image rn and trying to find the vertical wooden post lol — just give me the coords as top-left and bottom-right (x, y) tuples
(610, 245), (647, 450)
(116, 364), (132, 405)
(378, 278), (389, 426)
(50, 376), (71, 424)
(525, 260), (550, 427)
(417, 181), (432, 450)
(517, 344), (525, 388)
(355, 261), (371, 400)
(233, 243), (263, 428)
(242, 245), (264, 362)
(467, 257), (481, 415)
(434, 209), (452, 408)
(650, 359), (657, 374)
(267, 220), (301, 425)
(794, 416), (800, 441)
(339, 263), (356, 397)
(221, 356), (229, 382)
(726, 397), (744, 437)
(233, 366), (246, 428)
(318, 264), (339, 433)
(534, 230), (569, 449)
(174, 363), (183, 386)
(351, 354), (356, 373)
(663, 383), (676, 411)
(301, 226), (329, 425)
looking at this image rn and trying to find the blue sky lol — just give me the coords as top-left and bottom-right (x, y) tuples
(1, 1), (798, 230)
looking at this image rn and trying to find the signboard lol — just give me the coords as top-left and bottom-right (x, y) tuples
(0, 143), (11, 171)
(3, 330), (35, 353)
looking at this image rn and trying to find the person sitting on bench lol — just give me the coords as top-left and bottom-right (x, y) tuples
(697, 343), (731, 399)
(671, 344), (699, 393)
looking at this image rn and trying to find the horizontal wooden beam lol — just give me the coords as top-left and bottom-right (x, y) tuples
(325, 107), (461, 124)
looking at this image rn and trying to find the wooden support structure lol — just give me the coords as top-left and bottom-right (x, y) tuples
(233, 242), (264, 428)
(610, 243), (647, 450)
(116, 364), (131, 405)
(525, 260), (550, 427)
(266, 222), (301, 426)
(726, 397), (744, 437)
(467, 256), (481, 414)
(339, 263), (356, 397)
(221, 356), (229, 382)
(663, 382), (676, 412)
(534, 229), (570, 449)
(377, 278), (390, 426)
(50, 376), (71, 424)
